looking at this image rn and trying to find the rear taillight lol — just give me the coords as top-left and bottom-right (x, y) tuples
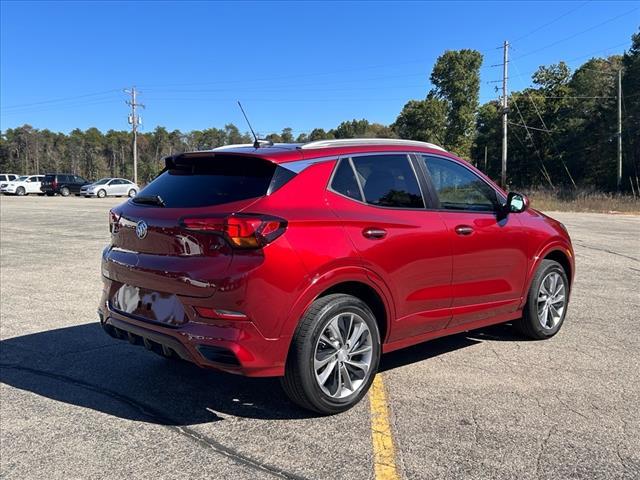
(109, 210), (120, 234)
(181, 214), (287, 249)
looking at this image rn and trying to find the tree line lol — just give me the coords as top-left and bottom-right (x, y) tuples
(1, 29), (638, 191)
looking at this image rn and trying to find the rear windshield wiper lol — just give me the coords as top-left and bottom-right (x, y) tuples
(132, 195), (166, 207)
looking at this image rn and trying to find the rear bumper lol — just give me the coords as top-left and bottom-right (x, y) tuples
(98, 297), (290, 377)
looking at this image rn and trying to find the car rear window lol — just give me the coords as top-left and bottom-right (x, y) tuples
(138, 155), (293, 208)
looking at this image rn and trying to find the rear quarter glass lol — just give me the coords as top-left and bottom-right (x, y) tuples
(138, 155), (296, 208)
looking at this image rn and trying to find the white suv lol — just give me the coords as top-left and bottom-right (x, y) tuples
(1, 175), (45, 196)
(0, 173), (19, 184)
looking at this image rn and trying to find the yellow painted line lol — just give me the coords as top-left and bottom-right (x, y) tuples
(369, 374), (400, 480)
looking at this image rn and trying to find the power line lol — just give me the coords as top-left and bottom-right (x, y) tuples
(508, 121), (555, 133)
(511, 0), (592, 43)
(1, 89), (120, 110)
(565, 41), (631, 63)
(1, 98), (122, 116)
(512, 61), (577, 187)
(510, 95), (554, 187)
(512, 7), (639, 61)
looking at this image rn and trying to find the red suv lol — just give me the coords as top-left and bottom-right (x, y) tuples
(99, 139), (574, 414)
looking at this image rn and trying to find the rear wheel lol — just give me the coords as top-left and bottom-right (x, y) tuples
(128, 188), (136, 198)
(16, 187), (26, 196)
(60, 187), (70, 197)
(281, 294), (380, 414)
(97, 189), (106, 198)
(516, 259), (569, 339)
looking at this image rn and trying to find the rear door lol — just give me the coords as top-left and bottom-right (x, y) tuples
(326, 153), (452, 342)
(418, 155), (528, 327)
(117, 179), (131, 195)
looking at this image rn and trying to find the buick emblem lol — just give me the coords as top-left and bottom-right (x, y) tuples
(135, 220), (148, 239)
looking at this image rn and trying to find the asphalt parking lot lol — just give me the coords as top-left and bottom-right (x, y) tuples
(1, 196), (639, 480)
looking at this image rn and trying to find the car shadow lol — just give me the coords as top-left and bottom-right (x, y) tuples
(0, 321), (522, 425)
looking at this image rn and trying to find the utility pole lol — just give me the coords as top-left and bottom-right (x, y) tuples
(501, 40), (509, 189)
(484, 145), (488, 173)
(617, 69), (622, 190)
(124, 87), (144, 185)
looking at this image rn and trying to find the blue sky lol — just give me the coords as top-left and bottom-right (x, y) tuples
(1, 1), (638, 135)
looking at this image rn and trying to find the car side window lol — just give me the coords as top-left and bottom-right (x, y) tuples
(351, 154), (424, 209)
(76, 176), (87, 183)
(331, 159), (362, 201)
(421, 155), (499, 212)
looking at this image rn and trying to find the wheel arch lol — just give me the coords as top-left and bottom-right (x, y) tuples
(317, 281), (389, 343)
(544, 249), (573, 285)
(280, 268), (395, 346)
(520, 242), (574, 309)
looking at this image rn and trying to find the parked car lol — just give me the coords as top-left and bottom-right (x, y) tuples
(0, 173), (19, 187)
(81, 178), (139, 198)
(99, 139), (574, 414)
(40, 173), (91, 196)
(1, 175), (45, 196)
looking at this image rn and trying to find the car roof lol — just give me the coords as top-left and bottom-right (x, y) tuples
(171, 139), (454, 165)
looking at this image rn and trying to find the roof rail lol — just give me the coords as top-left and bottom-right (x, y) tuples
(299, 138), (446, 152)
(212, 142), (301, 151)
(211, 143), (256, 151)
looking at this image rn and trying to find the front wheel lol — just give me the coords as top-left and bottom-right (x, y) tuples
(16, 187), (26, 196)
(97, 189), (106, 198)
(280, 294), (380, 414)
(128, 188), (136, 198)
(60, 187), (70, 197)
(516, 259), (569, 339)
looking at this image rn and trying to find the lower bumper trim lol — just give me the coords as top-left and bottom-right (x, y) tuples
(102, 316), (241, 369)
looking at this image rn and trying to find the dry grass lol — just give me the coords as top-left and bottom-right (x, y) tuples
(525, 189), (640, 214)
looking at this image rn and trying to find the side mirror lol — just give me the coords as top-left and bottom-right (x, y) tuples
(506, 192), (529, 213)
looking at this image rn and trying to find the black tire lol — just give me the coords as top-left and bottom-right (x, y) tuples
(128, 189), (136, 198)
(60, 187), (70, 197)
(516, 259), (569, 340)
(16, 186), (26, 196)
(280, 293), (381, 414)
(97, 189), (107, 198)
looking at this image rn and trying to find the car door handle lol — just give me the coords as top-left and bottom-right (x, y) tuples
(455, 225), (474, 236)
(362, 228), (387, 239)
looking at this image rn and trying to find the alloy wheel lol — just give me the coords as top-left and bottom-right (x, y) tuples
(537, 271), (566, 330)
(313, 312), (373, 399)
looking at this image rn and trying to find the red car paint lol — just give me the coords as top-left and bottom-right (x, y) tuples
(98, 142), (574, 376)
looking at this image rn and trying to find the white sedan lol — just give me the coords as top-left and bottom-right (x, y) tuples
(81, 178), (139, 198)
(0, 175), (45, 196)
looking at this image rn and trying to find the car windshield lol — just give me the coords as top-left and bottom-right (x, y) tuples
(17, 176), (28, 181)
(93, 178), (111, 185)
